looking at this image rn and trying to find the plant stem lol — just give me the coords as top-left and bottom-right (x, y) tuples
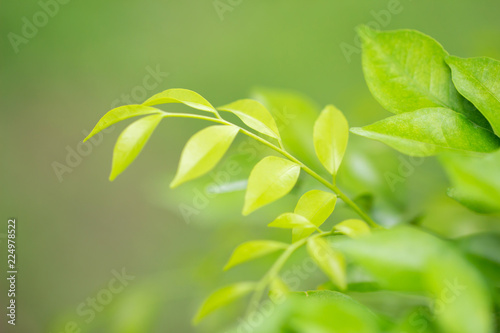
(162, 112), (380, 228)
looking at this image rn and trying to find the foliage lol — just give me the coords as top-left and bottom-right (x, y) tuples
(85, 27), (500, 332)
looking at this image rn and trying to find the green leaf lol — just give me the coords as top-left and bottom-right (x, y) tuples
(358, 26), (488, 127)
(223, 240), (288, 271)
(313, 105), (349, 175)
(334, 226), (493, 333)
(243, 156), (300, 215)
(193, 282), (256, 324)
(292, 190), (337, 242)
(143, 88), (217, 113)
(307, 236), (346, 290)
(333, 219), (371, 238)
(218, 99), (280, 139)
(84, 105), (163, 142)
(110, 114), (164, 181)
(351, 107), (500, 156)
(269, 277), (290, 300)
(440, 150), (500, 213)
(446, 56), (500, 136)
(268, 213), (317, 230)
(170, 125), (239, 188)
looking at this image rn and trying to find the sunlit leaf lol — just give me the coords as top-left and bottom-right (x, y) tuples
(268, 213), (317, 230)
(170, 125), (239, 188)
(243, 156), (300, 215)
(143, 88), (217, 113)
(224, 240), (288, 271)
(293, 190), (337, 242)
(333, 219), (371, 238)
(84, 105), (163, 142)
(193, 282), (256, 324)
(218, 99), (280, 139)
(440, 150), (500, 213)
(446, 56), (500, 136)
(110, 114), (164, 181)
(307, 236), (346, 290)
(313, 105), (349, 176)
(269, 277), (290, 301)
(358, 25), (488, 127)
(351, 108), (500, 156)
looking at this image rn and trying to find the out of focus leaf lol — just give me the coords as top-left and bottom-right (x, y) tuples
(224, 240), (288, 271)
(307, 236), (346, 290)
(334, 227), (493, 333)
(351, 108), (500, 156)
(447, 56), (500, 136)
(243, 156), (300, 215)
(440, 150), (500, 213)
(193, 282), (256, 324)
(268, 213), (316, 230)
(292, 190), (337, 242)
(110, 114), (163, 181)
(358, 26), (487, 127)
(333, 219), (371, 238)
(170, 125), (239, 188)
(143, 88), (217, 113)
(313, 105), (349, 176)
(218, 99), (280, 139)
(84, 105), (163, 142)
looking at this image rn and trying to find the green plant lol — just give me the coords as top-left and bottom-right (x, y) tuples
(85, 26), (500, 333)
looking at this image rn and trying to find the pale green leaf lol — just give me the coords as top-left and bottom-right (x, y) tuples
(143, 88), (216, 113)
(307, 237), (346, 290)
(170, 125), (239, 188)
(358, 26), (488, 127)
(84, 105), (163, 142)
(313, 105), (349, 175)
(218, 99), (280, 139)
(332, 219), (371, 238)
(447, 56), (500, 136)
(268, 213), (317, 230)
(269, 277), (290, 300)
(224, 240), (288, 271)
(243, 156), (300, 215)
(292, 190), (337, 242)
(110, 114), (164, 181)
(193, 282), (256, 324)
(440, 150), (500, 213)
(351, 108), (500, 156)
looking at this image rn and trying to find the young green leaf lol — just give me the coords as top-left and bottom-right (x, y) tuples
(446, 56), (500, 136)
(268, 213), (317, 230)
(142, 88), (217, 113)
(351, 108), (500, 156)
(243, 156), (300, 215)
(313, 105), (349, 176)
(110, 114), (164, 181)
(224, 240), (288, 271)
(170, 125), (239, 188)
(293, 190), (337, 242)
(84, 105), (163, 142)
(193, 282), (256, 324)
(218, 99), (280, 139)
(307, 237), (347, 290)
(358, 26), (488, 127)
(333, 219), (371, 238)
(440, 151), (500, 214)
(269, 277), (290, 300)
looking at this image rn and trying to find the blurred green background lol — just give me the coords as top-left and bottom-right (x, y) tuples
(2, 0), (500, 332)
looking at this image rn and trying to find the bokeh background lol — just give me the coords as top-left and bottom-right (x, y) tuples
(2, 0), (500, 332)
